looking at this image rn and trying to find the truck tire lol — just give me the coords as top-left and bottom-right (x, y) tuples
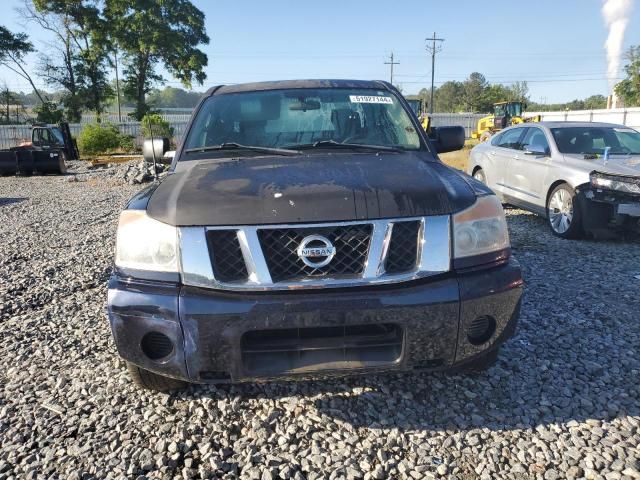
(126, 362), (188, 392)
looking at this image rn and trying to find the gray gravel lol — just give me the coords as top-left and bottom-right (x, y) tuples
(1, 163), (639, 480)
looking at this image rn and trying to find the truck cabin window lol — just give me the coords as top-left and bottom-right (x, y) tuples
(184, 88), (422, 153)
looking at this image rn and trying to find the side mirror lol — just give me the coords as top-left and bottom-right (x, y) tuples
(523, 144), (547, 156)
(429, 126), (465, 154)
(143, 137), (170, 164)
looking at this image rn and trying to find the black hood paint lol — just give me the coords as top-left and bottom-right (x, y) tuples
(146, 152), (478, 226)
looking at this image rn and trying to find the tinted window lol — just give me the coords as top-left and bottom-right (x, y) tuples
(521, 128), (550, 154)
(551, 126), (640, 155)
(184, 88), (422, 154)
(495, 128), (524, 150)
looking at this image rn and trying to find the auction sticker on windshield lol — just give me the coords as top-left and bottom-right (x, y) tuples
(349, 95), (393, 104)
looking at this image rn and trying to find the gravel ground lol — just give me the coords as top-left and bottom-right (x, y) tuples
(1, 163), (639, 480)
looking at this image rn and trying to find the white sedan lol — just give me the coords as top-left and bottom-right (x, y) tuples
(468, 122), (640, 238)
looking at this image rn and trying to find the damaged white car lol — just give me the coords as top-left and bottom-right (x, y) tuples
(469, 122), (640, 238)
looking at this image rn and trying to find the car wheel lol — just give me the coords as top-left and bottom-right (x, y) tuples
(473, 168), (486, 184)
(546, 183), (583, 239)
(126, 361), (188, 392)
(479, 131), (493, 143)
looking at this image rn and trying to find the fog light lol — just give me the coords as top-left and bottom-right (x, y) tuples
(141, 331), (174, 360)
(466, 316), (496, 345)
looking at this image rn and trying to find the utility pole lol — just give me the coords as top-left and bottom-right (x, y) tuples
(425, 32), (445, 114)
(384, 52), (400, 85)
(114, 48), (122, 123)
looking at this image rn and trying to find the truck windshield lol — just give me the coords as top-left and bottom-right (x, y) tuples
(183, 88), (422, 154)
(551, 126), (640, 155)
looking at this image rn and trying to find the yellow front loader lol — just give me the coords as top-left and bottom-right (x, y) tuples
(471, 101), (541, 142)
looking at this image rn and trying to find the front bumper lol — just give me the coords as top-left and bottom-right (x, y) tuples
(576, 184), (640, 232)
(107, 259), (523, 383)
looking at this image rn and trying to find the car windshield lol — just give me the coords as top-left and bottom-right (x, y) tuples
(551, 126), (640, 155)
(183, 88), (422, 155)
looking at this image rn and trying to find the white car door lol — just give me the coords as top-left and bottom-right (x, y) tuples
(485, 128), (527, 195)
(503, 127), (552, 212)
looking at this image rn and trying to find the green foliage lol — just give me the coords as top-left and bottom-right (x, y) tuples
(528, 95), (608, 112)
(105, 0), (209, 120)
(77, 123), (132, 156)
(30, 0), (113, 119)
(615, 46), (640, 107)
(147, 86), (202, 108)
(0, 25), (46, 105)
(141, 113), (173, 138)
(34, 101), (64, 123)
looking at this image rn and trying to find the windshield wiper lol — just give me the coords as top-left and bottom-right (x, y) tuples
(286, 140), (404, 152)
(184, 142), (301, 156)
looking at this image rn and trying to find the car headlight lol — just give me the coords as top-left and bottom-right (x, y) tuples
(115, 210), (178, 274)
(590, 172), (640, 195)
(453, 195), (510, 260)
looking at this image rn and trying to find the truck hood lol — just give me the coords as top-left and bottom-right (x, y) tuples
(563, 153), (640, 177)
(146, 152), (478, 226)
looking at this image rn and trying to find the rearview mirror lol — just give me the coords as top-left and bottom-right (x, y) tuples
(523, 144), (547, 156)
(289, 100), (321, 111)
(429, 126), (465, 154)
(143, 137), (170, 164)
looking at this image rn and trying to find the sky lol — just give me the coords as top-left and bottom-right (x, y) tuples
(1, 0), (639, 104)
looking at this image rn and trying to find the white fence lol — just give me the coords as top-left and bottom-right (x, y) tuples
(429, 113), (486, 138)
(0, 121), (189, 150)
(525, 107), (640, 130)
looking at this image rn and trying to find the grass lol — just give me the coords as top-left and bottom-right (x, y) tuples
(439, 139), (478, 173)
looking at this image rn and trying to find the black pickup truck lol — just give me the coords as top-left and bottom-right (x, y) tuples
(108, 79), (523, 391)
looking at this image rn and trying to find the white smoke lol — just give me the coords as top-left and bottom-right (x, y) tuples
(602, 0), (635, 91)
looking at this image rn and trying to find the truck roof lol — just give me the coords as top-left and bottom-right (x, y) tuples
(206, 79), (391, 96)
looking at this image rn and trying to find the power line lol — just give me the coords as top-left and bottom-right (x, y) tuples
(383, 52), (400, 84)
(425, 32), (445, 114)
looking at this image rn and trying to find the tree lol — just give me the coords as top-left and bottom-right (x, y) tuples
(462, 72), (488, 112)
(0, 83), (15, 123)
(0, 26), (46, 104)
(27, 0), (113, 121)
(433, 81), (464, 112)
(481, 84), (511, 112)
(105, 0), (209, 120)
(147, 86), (203, 108)
(583, 95), (607, 109)
(508, 81), (529, 104)
(615, 45), (640, 106)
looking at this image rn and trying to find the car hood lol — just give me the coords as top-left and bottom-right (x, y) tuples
(563, 153), (640, 177)
(146, 152), (478, 226)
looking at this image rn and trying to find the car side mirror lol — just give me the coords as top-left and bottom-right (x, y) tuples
(523, 144), (547, 156)
(143, 137), (171, 164)
(429, 126), (465, 154)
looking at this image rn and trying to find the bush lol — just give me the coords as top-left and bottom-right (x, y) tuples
(77, 123), (132, 156)
(34, 102), (64, 124)
(141, 113), (173, 139)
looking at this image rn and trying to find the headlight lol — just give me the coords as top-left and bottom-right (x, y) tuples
(453, 195), (510, 259)
(115, 210), (178, 273)
(590, 172), (640, 195)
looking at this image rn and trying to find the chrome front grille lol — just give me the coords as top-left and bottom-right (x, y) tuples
(258, 224), (372, 282)
(206, 230), (247, 281)
(179, 216), (451, 291)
